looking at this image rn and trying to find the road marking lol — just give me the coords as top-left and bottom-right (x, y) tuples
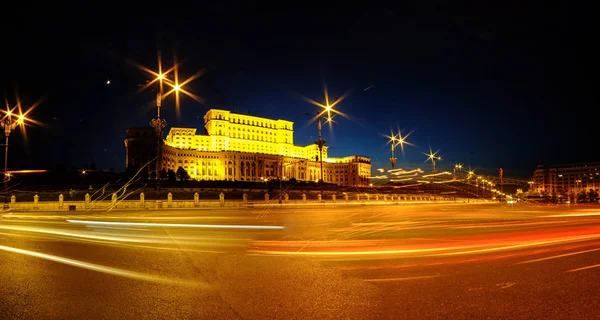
(364, 274), (442, 282)
(516, 247), (600, 264)
(567, 264), (600, 273)
(496, 282), (516, 289)
(468, 287), (484, 291)
(67, 219), (284, 230)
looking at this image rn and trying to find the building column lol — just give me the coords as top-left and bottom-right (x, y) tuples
(253, 161), (258, 181)
(234, 159), (241, 181)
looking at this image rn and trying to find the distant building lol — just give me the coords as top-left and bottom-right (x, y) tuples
(125, 109), (371, 187)
(532, 162), (600, 195)
(123, 127), (158, 173)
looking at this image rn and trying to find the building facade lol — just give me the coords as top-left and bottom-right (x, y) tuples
(126, 109), (371, 187)
(532, 163), (600, 195)
(123, 127), (158, 172)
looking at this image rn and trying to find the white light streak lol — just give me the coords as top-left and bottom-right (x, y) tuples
(0, 244), (200, 287)
(67, 220), (284, 230)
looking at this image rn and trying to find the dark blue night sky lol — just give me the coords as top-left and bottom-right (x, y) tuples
(1, 4), (597, 178)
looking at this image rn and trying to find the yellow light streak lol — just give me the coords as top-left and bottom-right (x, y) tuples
(0, 244), (200, 287)
(364, 274), (443, 282)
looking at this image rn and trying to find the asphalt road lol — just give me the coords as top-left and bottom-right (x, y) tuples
(1, 202), (599, 319)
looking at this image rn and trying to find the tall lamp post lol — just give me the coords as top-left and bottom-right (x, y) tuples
(1, 111), (24, 181)
(386, 129), (411, 170)
(150, 90), (167, 180)
(389, 135), (397, 170)
(134, 51), (203, 180)
(315, 115), (326, 182)
(306, 113), (329, 183)
(301, 84), (349, 184)
(425, 148), (442, 174)
(453, 163), (463, 179)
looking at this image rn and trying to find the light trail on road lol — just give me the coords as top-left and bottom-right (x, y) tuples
(1, 203), (599, 319)
(0, 244), (202, 287)
(67, 219), (285, 230)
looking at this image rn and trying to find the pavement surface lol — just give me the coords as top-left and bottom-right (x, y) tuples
(1, 202), (599, 319)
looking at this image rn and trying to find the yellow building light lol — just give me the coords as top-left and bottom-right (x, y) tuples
(152, 108), (371, 186)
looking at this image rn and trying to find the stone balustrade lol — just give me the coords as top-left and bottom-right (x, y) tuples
(2, 192), (487, 211)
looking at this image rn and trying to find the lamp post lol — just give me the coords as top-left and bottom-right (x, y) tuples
(425, 148), (441, 174)
(135, 51), (202, 180)
(150, 91), (167, 180)
(301, 85), (349, 184)
(389, 135), (397, 170)
(453, 163), (463, 179)
(306, 112), (328, 183)
(1, 111), (24, 181)
(386, 129), (411, 171)
(315, 116), (326, 183)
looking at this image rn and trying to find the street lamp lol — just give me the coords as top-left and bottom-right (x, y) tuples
(1, 110), (27, 181)
(453, 163), (463, 179)
(305, 113), (329, 183)
(424, 148), (442, 174)
(389, 134), (397, 169)
(132, 51), (205, 180)
(386, 128), (412, 170)
(301, 84), (350, 183)
(150, 90), (168, 180)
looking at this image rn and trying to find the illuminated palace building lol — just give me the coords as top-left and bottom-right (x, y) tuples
(126, 109), (371, 187)
(532, 162), (600, 195)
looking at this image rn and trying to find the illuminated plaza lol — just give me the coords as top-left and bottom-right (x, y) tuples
(126, 108), (372, 186)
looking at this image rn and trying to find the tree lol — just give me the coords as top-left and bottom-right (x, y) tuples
(577, 191), (587, 203)
(167, 169), (176, 181)
(176, 167), (190, 180)
(588, 189), (599, 202)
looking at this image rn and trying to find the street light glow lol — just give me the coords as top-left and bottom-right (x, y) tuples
(424, 147), (442, 173)
(131, 51), (206, 122)
(1, 91), (44, 181)
(386, 128), (413, 160)
(299, 83), (351, 128)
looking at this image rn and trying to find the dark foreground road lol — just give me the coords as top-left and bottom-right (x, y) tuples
(1, 202), (599, 319)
